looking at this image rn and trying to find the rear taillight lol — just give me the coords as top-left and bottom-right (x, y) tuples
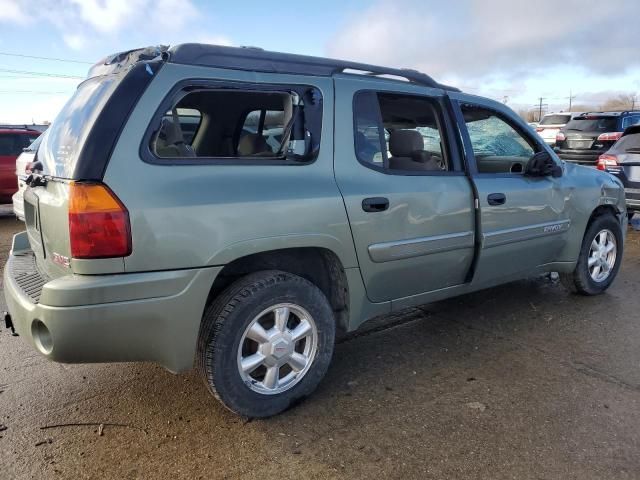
(68, 182), (131, 259)
(596, 154), (618, 171)
(536, 127), (544, 132)
(556, 132), (566, 142)
(597, 132), (623, 142)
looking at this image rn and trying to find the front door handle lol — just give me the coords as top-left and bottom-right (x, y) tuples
(362, 197), (389, 212)
(487, 193), (506, 206)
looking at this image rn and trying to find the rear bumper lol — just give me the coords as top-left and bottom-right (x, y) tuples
(11, 190), (24, 221)
(556, 148), (604, 165)
(3, 232), (221, 373)
(625, 192), (640, 210)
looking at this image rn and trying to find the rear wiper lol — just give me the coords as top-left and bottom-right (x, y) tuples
(565, 128), (583, 132)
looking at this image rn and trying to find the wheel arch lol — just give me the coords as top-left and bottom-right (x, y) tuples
(206, 247), (351, 334)
(588, 203), (623, 229)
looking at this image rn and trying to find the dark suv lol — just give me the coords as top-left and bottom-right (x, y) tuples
(597, 125), (640, 216)
(555, 111), (640, 166)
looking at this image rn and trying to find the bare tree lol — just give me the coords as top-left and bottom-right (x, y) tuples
(601, 93), (637, 111)
(517, 109), (538, 122)
(570, 104), (598, 113)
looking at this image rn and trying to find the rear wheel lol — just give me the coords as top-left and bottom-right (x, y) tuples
(561, 213), (623, 295)
(197, 270), (335, 417)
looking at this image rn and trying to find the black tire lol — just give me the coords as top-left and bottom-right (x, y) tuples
(197, 270), (335, 418)
(561, 213), (623, 295)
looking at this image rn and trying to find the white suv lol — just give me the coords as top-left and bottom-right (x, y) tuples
(12, 134), (42, 221)
(536, 112), (581, 146)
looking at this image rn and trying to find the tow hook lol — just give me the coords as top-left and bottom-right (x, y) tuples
(3, 312), (18, 336)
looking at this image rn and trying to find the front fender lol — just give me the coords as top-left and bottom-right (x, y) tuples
(558, 163), (626, 263)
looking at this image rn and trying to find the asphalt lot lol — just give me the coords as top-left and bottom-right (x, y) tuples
(1, 215), (639, 479)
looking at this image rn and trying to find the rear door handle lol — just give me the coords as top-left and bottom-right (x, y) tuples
(487, 193), (506, 206)
(362, 197), (389, 212)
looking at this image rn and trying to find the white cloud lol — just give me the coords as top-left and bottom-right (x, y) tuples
(194, 35), (234, 47)
(327, 0), (640, 81)
(2, 0), (200, 50)
(0, 0), (30, 23)
(63, 33), (86, 51)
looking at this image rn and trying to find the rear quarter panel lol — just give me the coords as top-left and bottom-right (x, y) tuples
(104, 64), (358, 273)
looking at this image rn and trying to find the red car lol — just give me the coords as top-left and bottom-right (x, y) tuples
(0, 127), (40, 203)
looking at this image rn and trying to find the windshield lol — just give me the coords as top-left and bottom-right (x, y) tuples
(564, 117), (618, 132)
(38, 76), (117, 178)
(540, 114), (571, 125)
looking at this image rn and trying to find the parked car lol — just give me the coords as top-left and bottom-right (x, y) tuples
(0, 127), (40, 203)
(12, 134), (43, 221)
(536, 112), (581, 146)
(597, 125), (640, 218)
(3, 44), (627, 418)
(555, 111), (640, 166)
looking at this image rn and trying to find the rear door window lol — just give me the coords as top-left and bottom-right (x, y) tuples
(353, 91), (451, 173)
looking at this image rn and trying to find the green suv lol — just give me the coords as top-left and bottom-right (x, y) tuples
(3, 45), (627, 417)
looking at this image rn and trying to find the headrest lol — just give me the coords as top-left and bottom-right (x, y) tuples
(389, 129), (424, 157)
(158, 118), (185, 145)
(238, 133), (270, 156)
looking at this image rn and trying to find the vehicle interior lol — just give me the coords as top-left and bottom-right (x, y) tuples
(152, 90), (294, 158)
(371, 93), (448, 172)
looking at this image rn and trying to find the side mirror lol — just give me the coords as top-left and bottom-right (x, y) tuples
(525, 151), (563, 178)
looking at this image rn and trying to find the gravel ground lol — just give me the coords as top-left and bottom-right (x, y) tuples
(1, 215), (639, 479)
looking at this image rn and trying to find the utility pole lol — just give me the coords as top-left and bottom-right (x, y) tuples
(568, 89), (577, 111)
(538, 97), (544, 121)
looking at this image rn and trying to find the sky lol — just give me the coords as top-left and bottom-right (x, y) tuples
(0, 0), (638, 123)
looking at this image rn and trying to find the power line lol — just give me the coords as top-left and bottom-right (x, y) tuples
(0, 90), (71, 94)
(0, 68), (82, 79)
(0, 51), (92, 65)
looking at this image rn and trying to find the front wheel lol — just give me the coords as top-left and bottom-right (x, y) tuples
(561, 214), (623, 295)
(197, 270), (335, 418)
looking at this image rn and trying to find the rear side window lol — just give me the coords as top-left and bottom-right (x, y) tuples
(565, 117), (618, 132)
(148, 85), (322, 163)
(539, 114), (571, 125)
(158, 108), (202, 145)
(240, 110), (285, 154)
(353, 91), (450, 173)
(622, 115), (640, 129)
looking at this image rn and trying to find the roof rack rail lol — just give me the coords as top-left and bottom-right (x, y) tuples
(167, 43), (460, 92)
(0, 124), (39, 130)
